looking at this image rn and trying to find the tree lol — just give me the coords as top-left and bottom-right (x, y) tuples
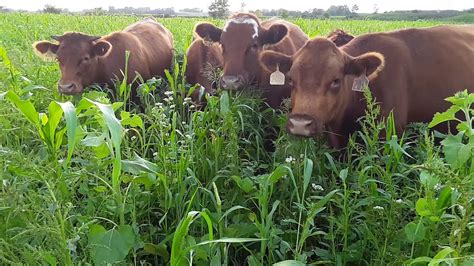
(351, 4), (359, 13)
(208, 0), (229, 19)
(240, 1), (246, 12)
(373, 4), (379, 14)
(43, 4), (62, 14)
(279, 9), (289, 18)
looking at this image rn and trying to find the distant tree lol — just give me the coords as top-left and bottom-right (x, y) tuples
(373, 4), (379, 14)
(327, 5), (351, 17)
(208, 0), (229, 18)
(240, 1), (246, 12)
(311, 8), (325, 18)
(279, 9), (289, 18)
(323, 12), (330, 19)
(253, 9), (263, 17)
(43, 4), (62, 14)
(351, 4), (359, 13)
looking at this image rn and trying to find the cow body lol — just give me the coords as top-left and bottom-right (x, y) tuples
(34, 18), (174, 96)
(185, 38), (223, 101)
(194, 13), (309, 108)
(260, 25), (474, 148)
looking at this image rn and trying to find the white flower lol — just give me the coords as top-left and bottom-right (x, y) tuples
(300, 154), (304, 159)
(170, 104), (176, 109)
(164, 91), (173, 96)
(153, 152), (158, 157)
(155, 102), (164, 108)
(131, 136), (137, 141)
(189, 105), (196, 109)
(395, 199), (403, 204)
(182, 121), (186, 125)
(312, 184), (324, 191)
(373, 206), (384, 210)
(2, 180), (9, 187)
(185, 134), (192, 140)
(285, 156), (294, 163)
(184, 97), (192, 103)
(434, 183), (442, 191)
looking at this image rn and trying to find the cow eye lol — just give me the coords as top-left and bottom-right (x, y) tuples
(330, 78), (341, 90)
(83, 56), (90, 62)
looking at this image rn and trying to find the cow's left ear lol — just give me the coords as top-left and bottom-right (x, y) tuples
(93, 40), (112, 57)
(261, 24), (288, 45)
(345, 52), (385, 79)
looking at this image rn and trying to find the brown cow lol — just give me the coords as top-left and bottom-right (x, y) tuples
(194, 13), (309, 108)
(260, 25), (474, 148)
(327, 29), (354, 47)
(185, 37), (223, 101)
(33, 17), (174, 97)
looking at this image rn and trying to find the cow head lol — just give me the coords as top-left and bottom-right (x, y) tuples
(327, 29), (354, 47)
(33, 33), (112, 95)
(194, 13), (289, 90)
(259, 38), (385, 138)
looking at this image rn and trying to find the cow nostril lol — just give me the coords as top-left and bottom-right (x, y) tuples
(59, 83), (75, 90)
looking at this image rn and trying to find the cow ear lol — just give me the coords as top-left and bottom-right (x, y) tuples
(261, 24), (288, 45)
(259, 51), (292, 74)
(194, 23), (222, 42)
(345, 52), (385, 79)
(33, 41), (59, 60)
(93, 40), (112, 57)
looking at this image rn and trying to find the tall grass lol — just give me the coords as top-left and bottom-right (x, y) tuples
(0, 13), (473, 265)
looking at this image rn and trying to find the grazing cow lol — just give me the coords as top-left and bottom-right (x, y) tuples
(259, 25), (474, 148)
(327, 29), (354, 47)
(194, 13), (309, 108)
(33, 17), (174, 97)
(185, 37), (223, 101)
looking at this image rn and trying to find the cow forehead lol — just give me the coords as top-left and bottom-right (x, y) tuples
(292, 40), (345, 80)
(57, 42), (91, 59)
(223, 17), (259, 39)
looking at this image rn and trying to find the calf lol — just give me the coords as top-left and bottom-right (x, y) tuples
(194, 13), (309, 108)
(260, 25), (474, 148)
(34, 17), (174, 97)
(185, 36), (223, 101)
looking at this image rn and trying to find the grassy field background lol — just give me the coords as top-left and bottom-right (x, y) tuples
(0, 13), (473, 265)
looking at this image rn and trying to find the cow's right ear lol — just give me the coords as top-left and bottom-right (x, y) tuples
(194, 23), (222, 42)
(93, 40), (112, 57)
(345, 52), (385, 80)
(259, 51), (293, 74)
(33, 41), (59, 60)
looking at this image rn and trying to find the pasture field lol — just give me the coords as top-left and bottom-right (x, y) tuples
(0, 13), (473, 265)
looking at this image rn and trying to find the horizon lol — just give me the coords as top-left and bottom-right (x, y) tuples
(1, 0), (472, 14)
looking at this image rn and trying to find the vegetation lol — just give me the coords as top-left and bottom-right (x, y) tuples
(0, 13), (473, 265)
(208, 0), (230, 19)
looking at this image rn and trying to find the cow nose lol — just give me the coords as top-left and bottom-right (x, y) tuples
(58, 82), (76, 93)
(221, 75), (242, 90)
(287, 115), (318, 137)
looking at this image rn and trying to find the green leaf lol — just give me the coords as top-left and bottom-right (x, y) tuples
(88, 224), (136, 265)
(273, 260), (305, 266)
(120, 111), (144, 129)
(404, 221), (426, 242)
(429, 105), (460, 128)
(416, 198), (433, 217)
(419, 171), (439, 189)
(122, 152), (159, 175)
(170, 211), (200, 266)
(4, 90), (39, 126)
(54, 101), (78, 166)
(339, 168), (348, 182)
(220, 90), (230, 115)
(268, 165), (288, 184)
(441, 132), (464, 168)
(302, 158), (313, 195)
(436, 187), (452, 211)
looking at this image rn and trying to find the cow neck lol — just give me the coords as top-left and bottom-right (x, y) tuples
(95, 57), (108, 84)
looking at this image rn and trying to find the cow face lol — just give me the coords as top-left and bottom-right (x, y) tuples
(34, 33), (112, 95)
(260, 38), (384, 137)
(194, 15), (288, 90)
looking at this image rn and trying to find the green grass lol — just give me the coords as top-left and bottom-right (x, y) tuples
(0, 13), (473, 265)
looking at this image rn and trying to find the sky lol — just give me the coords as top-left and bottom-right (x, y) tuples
(0, 0), (472, 13)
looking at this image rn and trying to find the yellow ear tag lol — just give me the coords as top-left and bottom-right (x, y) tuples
(270, 64), (285, 86)
(352, 73), (369, 92)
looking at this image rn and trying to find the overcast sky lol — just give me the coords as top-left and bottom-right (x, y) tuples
(1, 0), (472, 13)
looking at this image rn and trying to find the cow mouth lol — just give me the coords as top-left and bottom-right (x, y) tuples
(58, 83), (83, 95)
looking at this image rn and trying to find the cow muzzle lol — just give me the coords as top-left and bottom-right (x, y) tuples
(58, 81), (82, 95)
(286, 114), (322, 137)
(220, 75), (243, 90)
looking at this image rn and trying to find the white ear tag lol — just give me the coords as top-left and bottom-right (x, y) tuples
(270, 64), (285, 86)
(352, 73), (369, 92)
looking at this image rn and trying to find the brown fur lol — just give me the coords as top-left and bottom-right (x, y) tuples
(327, 29), (355, 47)
(33, 17), (174, 96)
(260, 25), (474, 148)
(185, 35), (223, 102)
